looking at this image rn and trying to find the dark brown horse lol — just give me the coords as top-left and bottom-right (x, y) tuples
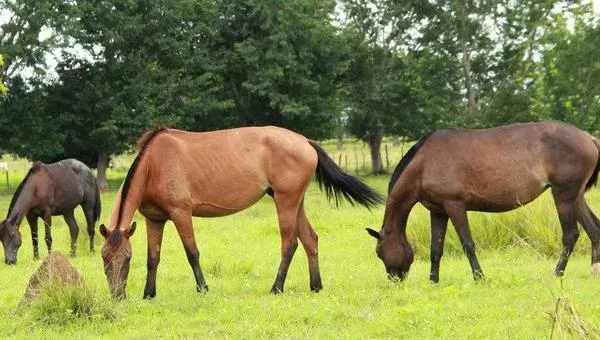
(0, 159), (101, 264)
(100, 126), (383, 299)
(367, 121), (600, 282)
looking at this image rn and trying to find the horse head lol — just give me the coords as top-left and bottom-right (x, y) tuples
(0, 215), (22, 265)
(366, 227), (414, 280)
(100, 222), (137, 300)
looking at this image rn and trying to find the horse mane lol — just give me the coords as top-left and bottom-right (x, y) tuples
(117, 126), (168, 226)
(7, 162), (43, 217)
(107, 228), (123, 247)
(387, 132), (434, 195)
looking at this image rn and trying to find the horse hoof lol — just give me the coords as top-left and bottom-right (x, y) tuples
(591, 263), (600, 275)
(310, 285), (322, 293)
(270, 287), (283, 295)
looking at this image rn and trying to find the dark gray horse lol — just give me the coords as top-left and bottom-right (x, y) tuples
(0, 159), (101, 264)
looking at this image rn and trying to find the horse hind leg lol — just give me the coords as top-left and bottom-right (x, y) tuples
(82, 202), (96, 252)
(552, 188), (580, 277)
(297, 202), (322, 292)
(63, 211), (80, 257)
(576, 199), (600, 274)
(270, 191), (303, 294)
(42, 212), (52, 254)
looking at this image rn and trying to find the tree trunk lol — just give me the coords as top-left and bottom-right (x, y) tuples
(337, 129), (344, 151)
(96, 152), (108, 191)
(392, 135), (400, 147)
(458, 2), (476, 119)
(461, 46), (476, 117)
(366, 132), (385, 175)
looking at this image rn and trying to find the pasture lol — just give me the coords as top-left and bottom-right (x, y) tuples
(0, 142), (600, 339)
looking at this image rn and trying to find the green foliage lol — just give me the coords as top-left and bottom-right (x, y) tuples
(531, 3), (600, 134)
(0, 0), (347, 170)
(203, 0), (345, 139)
(0, 1), (68, 80)
(0, 55), (7, 95)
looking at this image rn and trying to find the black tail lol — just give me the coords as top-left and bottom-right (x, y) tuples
(308, 140), (384, 210)
(586, 137), (600, 191)
(93, 181), (102, 223)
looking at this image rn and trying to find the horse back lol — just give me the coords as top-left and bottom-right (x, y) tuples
(413, 121), (598, 211)
(44, 159), (94, 212)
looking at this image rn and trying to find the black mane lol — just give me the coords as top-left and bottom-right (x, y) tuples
(7, 162), (43, 217)
(117, 127), (168, 225)
(387, 132), (434, 195)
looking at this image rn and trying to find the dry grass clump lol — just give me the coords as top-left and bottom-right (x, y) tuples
(19, 252), (118, 324)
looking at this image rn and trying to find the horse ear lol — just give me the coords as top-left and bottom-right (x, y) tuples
(99, 224), (110, 239)
(366, 228), (380, 240)
(128, 222), (137, 238)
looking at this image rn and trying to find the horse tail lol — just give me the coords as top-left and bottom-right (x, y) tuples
(586, 136), (600, 191)
(307, 140), (384, 210)
(93, 180), (102, 223)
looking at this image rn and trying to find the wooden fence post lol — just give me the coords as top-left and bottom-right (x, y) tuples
(385, 144), (390, 171)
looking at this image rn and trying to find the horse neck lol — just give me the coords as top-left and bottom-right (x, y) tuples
(7, 178), (39, 225)
(113, 157), (149, 231)
(383, 193), (418, 238)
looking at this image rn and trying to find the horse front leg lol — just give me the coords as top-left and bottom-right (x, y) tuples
(171, 211), (208, 293)
(26, 214), (39, 259)
(444, 202), (484, 280)
(143, 217), (166, 299)
(429, 211), (449, 283)
(63, 211), (80, 257)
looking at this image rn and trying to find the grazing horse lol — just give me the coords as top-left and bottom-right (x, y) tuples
(366, 121), (600, 282)
(0, 159), (101, 264)
(100, 126), (383, 300)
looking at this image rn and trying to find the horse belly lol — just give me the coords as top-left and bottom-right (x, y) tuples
(191, 190), (265, 218)
(466, 178), (549, 212)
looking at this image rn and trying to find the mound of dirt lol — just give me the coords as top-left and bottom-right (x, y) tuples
(22, 252), (84, 302)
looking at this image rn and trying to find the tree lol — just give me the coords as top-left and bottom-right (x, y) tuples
(0, 55), (7, 95)
(0, 1), (68, 81)
(1, 0), (349, 188)
(532, 3), (600, 134)
(199, 0), (346, 139)
(340, 0), (403, 174)
(383, 0), (555, 128)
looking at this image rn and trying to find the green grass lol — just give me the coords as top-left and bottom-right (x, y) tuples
(1, 143), (600, 339)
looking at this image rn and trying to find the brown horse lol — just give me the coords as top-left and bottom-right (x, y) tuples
(367, 121), (600, 282)
(0, 159), (101, 264)
(100, 126), (383, 299)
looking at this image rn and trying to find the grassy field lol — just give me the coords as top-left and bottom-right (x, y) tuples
(1, 141), (600, 339)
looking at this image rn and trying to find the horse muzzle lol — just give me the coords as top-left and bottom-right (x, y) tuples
(386, 268), (408, 281)
(109, 288), (127, 300)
